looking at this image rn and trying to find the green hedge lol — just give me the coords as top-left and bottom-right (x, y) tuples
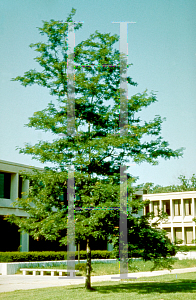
(0, 250), (112, 263)
(0, 248), (182, 262)
(176, 245), (196, 252)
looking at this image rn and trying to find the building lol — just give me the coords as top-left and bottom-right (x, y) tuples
(3, 158), (196, 250)
(0, 159), (111, 252)
(0, 159), (31, 252)
(0, 159), (67, 252)
(143, 191), (196, 245)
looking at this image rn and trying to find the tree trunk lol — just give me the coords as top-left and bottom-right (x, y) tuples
(85, 238), (91, 289)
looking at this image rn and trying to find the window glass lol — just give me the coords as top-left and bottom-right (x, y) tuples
(0, 173), (11, 199)
(174, 200), (181, 216)
(163, 200), (170, 216)
(0, 173), (4, 198)
(184, 199), (192, 216)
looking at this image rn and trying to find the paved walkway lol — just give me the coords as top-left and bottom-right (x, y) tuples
(1, 267), (196, 293)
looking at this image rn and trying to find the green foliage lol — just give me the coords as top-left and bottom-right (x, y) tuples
(0, 251), (66, 262)
(0, 250), (112, 262)
(141, 174), (196, 194)
(75, 262), (93, 274)
(112, 215), (177, 269)
(75, 262), (86, 272)
(128, 259), (141, 272)
(176, 245), (196, 252)
(150, 257), (174, 271)
(174, 239), (184, 245)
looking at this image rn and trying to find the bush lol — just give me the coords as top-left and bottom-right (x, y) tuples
(0, 251), (66, 262)
(75, 263), (93, 273)
(176, 245), (196, 252)
(0, 250), (112, 263)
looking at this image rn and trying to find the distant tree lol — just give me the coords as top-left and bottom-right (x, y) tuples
(8, 8), (182, 289)
(140, 174), (196, 194)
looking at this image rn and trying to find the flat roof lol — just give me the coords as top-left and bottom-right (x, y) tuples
(0, 159), (43, 172)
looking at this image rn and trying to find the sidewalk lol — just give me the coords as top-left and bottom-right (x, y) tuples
(1, 267), (196, 293)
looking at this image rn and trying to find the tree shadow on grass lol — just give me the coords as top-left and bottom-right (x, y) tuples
(90, 279), (196, 295)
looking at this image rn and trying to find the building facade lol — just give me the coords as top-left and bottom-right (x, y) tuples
(0, 159), (69, 252)
(0, 159), (31, 252)
(143, 191), (196, 245)
(0, 159), (109, 252)
(2, 158), (196, 250)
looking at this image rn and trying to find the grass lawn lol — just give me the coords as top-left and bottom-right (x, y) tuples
(91, 258), (196, 275)
(16, 258), (196, 276)
(1, 272), (196, 299)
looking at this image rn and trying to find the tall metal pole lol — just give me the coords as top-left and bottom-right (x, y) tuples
(59, 20), (83, 280)
(112, 21), (136, 279)
(66, 22), (76, 277)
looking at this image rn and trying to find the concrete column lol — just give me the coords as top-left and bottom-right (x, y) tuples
(193, 198), (196, 245)
(10, 173), (18, 201)
(181, 197), (184, 244)
(192, 197), (195, 218)
(20, 231), (29, 252)
(160, 199), (163, 211)
(170, 199), (173, 219)
(181, 198), (184, 219)
(22, 179), (29, 198)
(182, 225), (185, 245)
(193, 225), (195, 245)
(149, 201), (153, 213)
(171, 226), (174, 244)
(159, 200), (163, 228)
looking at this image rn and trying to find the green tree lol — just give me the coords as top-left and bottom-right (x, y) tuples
(9, 8), (182, 289)
(141, 174), (196, 194)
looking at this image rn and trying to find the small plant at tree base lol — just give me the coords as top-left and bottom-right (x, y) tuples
(150, 257), (174, 271)
(128, 259), (140, 272)
(174, 239), (183, 245)
(177, 245), (189, 253)
(75, 263), (93, 273)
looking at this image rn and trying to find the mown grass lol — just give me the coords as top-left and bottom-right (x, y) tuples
(16, 258), (196, 276)
(1, 272), (196, 299)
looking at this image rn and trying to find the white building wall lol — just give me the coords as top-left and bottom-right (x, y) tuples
(0, 160), (42, 252)
(143, 191), (196, 245)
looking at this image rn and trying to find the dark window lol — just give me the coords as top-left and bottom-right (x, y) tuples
(144, 204), (149, 215)
(163, 200), (170, 216)
(18, 175), (23, 198)
(0, 173), (3, 198)
(0, 216), (20, 251)
(153, 201), (159, 216)
(174, 200), (181, 216)
(184, 199), (192, 216)
(0, 172), (11, 199)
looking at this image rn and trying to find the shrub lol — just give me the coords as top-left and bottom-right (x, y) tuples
(0, 250), (112, 262)
(176, 245), (196, 252)
(75, 263), (93, 273)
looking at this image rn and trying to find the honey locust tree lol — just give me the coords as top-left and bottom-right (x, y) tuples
(9, 8), (183, 289)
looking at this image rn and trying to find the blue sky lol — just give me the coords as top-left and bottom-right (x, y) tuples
(0, 0), (196, 186)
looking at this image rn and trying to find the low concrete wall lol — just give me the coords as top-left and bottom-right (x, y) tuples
(175, 251), (196, 260)
(2, 253), (194, 276)
(0, 259), (117, 275)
